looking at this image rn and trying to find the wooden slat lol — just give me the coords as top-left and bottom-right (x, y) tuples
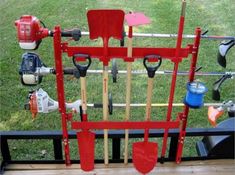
(4, 160), (235, 175)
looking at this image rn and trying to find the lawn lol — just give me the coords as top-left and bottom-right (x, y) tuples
(0, 0), (234, 161)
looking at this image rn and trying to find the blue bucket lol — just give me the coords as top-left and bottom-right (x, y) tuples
(184, 82), (208, 108)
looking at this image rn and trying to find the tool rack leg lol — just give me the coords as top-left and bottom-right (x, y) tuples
(176, 28), (201, 163)
(53, 26), (71, 165)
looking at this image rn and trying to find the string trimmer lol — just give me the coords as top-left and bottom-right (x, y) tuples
(20, 53), (235, 86)
(25, 88), (81, 118)
(19, 52), (76, 86)
(15, 15), (81, 50)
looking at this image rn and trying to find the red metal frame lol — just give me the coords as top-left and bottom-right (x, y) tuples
(176, 28), (202, 163)
(53, 24), (201, 166)
(62, 45), (193, 63)
(53, 26), (71, 165)
(161, 15), (185, 159)
(71, 121), (180, 130)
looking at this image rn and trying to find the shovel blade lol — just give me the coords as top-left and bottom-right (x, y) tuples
(77, 130), (95, 171)
(133, 141), (158, 174)
(87, 9), (125, 40)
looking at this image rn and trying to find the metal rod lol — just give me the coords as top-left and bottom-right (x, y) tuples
(87, 103), (222, 107)
(81, 31), (235, 40)
(87, 70), (235, 76)
(36, 67), (235, 76)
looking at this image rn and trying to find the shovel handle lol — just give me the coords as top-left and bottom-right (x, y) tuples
(73, 54), (91, 77)
(144, 55), (162, 78)
(124, 26), (133, 164)
(103, 66), (109, 165)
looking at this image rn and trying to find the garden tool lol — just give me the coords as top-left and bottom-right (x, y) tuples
(25, 88), (81, 119)
(208, 100), (235, 127)
(212, 73), (233, 101)
(73, 54), (95, 171)
(133, 55), (162, 174)
(124, 12), (150, 164)
(15, 15), (81, 50)
(217, 40), (235, 68)
(87, 9), (125, 165)
(19, 52), (76, 86)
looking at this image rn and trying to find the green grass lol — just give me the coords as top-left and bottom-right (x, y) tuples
(0, 0), (235, 161)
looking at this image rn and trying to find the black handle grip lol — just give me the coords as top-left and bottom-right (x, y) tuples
(61, 29), (81, 41)
(93, 93), (113, 115)
(143, 55), (162, 78)
(212, 74), (232, 101)
(72, 54), (91, 77)
(111, 59), (118, 83)
(108, 93), (113, 115)
(120, 28), (126, 47)
(51, 68), (76, 75)
(63, 68), (76, 75)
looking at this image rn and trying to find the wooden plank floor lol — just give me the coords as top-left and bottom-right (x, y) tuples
(3, 159), (235, 175)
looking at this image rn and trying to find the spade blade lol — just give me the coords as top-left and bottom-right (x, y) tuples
(133, 141), (158, 174)
(77, 130), (95, 171)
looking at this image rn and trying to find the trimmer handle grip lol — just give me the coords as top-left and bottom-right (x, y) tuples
(72, 54), (91, 77)
(217, 40), (235, 68)
(61, 29), (82, 41)
(62, 68), (76, 75)
(212, 74), (232, 101)
(143, 55), (162, 78)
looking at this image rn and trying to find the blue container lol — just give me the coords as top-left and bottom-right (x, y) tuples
(184, 82), (208, 108)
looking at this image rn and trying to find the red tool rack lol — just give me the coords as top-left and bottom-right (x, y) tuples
(52, 9), (201, 173)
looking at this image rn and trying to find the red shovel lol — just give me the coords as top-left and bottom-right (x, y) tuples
(87, 9), (125, 165)
(73, 54), (95, 171)
(133, 55), (162, 174)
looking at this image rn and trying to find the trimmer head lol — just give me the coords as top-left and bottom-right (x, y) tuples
(217, 40), (235, 68)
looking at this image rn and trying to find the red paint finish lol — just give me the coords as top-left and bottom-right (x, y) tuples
(51, 12), (201, 170)
(77, 130), (95, 171)
(132, 142), (158, 174)
(64, 46), (192, 63)
(53, 26), (71, 166)
(71, 121), (180, 130)
(176, 28), (202, 163)
(161, 15), (185, 159)
(15, 15), (49, 43)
